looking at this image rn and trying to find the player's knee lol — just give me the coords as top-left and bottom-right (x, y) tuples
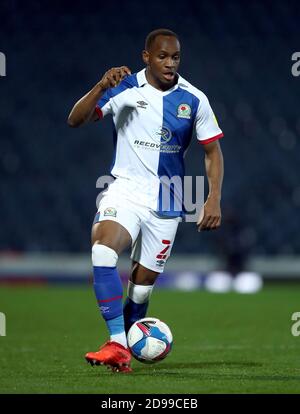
(127, 280), (154, 304)
(92, 243), (118, 267)
(131, 263), (159, 285)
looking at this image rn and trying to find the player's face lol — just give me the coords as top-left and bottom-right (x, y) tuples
(143, 35), (181, 91)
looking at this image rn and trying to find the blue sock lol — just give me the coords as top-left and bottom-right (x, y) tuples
(93, 266), (125, 340)
(107, 314), (125, 336)
(123, 298), (149, 334)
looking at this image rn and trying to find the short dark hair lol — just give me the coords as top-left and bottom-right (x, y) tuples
(145, 28), (179, 51)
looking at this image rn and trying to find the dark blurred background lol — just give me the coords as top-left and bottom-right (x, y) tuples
(0, 0), (300, 276)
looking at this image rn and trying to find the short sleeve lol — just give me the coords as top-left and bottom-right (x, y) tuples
(94, 74), (138, 120)
(95, 88), (114, 119)
(194, 94), (223, 144)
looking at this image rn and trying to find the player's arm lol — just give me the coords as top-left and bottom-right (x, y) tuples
(197, 140), (224, 231)
(67, 66), (131, 127)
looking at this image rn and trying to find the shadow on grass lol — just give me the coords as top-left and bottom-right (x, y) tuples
(81, 362), (300, 385)
(128, 362), (300, 382)
(82, 361), (255, 376)
(135, 361), (263, 370)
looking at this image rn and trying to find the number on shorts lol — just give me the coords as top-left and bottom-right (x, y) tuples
(156, 240), (171, 259)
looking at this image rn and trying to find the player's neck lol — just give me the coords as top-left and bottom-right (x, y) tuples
(145, 68), (178, 92)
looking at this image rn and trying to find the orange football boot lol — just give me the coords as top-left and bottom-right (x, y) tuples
(85, 341), (132, 373)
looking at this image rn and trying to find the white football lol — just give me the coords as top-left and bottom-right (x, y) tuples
(127, 317), (173, 364)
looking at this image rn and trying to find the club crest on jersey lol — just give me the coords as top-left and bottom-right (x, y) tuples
(104, 207), (117, 217)
(177, 103), (191, 119)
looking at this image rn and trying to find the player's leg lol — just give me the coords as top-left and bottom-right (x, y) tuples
(123, 261), (159, 333)
(86, 198), (141, 372)
(92, 220), (132, 253)
(123, 212), (181, 333)
(86, 220), (133, 371)
(91, 220), (131, 347)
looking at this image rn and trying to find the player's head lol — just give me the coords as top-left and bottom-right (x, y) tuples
(143, 28), (180, 90)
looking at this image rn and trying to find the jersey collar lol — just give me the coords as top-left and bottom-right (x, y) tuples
(136, 68), (188, 90)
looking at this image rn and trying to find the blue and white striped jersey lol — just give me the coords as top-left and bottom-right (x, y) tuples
(95, 68), (223, 217)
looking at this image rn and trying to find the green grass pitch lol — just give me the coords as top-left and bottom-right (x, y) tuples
(0, 284), (299, 394)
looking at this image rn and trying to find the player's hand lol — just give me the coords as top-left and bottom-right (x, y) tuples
(197, 196), (221, 232)
(99, 66), (131, 90)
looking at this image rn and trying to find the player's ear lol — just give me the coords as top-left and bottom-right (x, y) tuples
(142, 50), (149, 65)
